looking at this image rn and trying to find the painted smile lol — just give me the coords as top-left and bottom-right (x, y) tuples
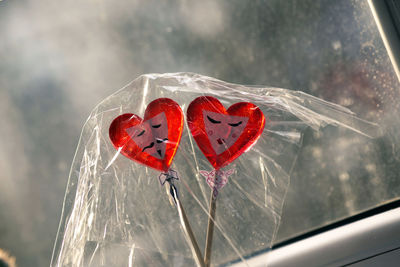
(142, 142), (155, 152)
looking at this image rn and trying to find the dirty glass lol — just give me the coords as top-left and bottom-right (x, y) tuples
(0, 0), (399, 266)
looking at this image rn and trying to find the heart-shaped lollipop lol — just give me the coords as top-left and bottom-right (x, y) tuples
(187, 96), (265, 266)
(109, 98), (204, 265)
(109, 98), (183, 172)
(187, 96), (265, 169)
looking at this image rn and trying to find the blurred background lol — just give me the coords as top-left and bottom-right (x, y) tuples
(1, 0), (400, 266)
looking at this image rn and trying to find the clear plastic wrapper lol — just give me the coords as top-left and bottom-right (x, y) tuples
(51, 73), (380, 266)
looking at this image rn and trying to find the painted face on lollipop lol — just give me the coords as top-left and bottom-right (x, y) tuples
(126, 112), (169, 159)
(203, 110), (248, 155)
(109, 98), (183, 172)
(187, 96), (265, 169)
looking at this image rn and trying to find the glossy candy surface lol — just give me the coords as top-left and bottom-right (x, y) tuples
(187, 96), (265, 169)
(109, 98), (183, 172)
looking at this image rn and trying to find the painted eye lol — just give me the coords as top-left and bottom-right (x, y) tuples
(207, 115), (221, 124)
(152, 124), (161, 128)
(137, 130), (145, 137)
(228, 121), (242, 127)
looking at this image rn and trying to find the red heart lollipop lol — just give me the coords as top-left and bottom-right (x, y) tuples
(109, 98), (183, 172)
(187, 96), (265, 169)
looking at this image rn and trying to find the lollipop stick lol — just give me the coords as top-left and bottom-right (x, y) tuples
(204, 190), (217, 267)
(170, 182), (205, 267)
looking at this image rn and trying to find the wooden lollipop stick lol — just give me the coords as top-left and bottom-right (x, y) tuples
(170, 183), (205, 267)
(204, 190), (217, 267)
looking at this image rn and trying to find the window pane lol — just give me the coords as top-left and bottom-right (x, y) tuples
(0, 0), (399, 265)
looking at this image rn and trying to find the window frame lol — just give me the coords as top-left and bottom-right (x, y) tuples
(230, 202), (400, 266)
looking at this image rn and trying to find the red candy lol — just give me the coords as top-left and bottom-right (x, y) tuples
(109, 98), (183, 172)
(187, 96), (265, 169)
